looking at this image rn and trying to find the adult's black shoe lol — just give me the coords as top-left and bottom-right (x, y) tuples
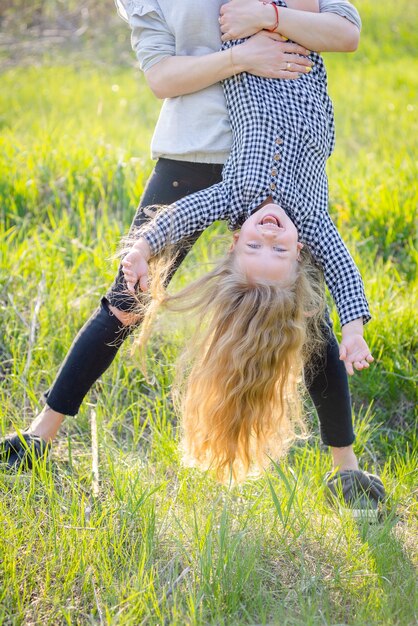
(0, 433), (50, 471)
(325, 469), (386, 522)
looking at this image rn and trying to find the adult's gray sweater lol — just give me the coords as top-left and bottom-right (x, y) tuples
(115, 0), (361, 164)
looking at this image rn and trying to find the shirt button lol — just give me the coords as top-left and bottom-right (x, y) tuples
(275, 138), (283, 145)
(271, 168), (278, 177)
(270, 183), (276, 191)
(274, 154), (281, 161)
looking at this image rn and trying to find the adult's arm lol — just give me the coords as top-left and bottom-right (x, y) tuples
(220, 0), (361, 52)
(116, 0), (312, 100)
(146, 35), (313, 99)
(272, 5), (360, 51)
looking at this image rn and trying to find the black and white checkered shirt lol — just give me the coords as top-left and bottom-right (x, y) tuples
(142, 1), (370, 326)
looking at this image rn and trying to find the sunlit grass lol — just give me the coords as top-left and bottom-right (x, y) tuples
(0, 0), (417, 623)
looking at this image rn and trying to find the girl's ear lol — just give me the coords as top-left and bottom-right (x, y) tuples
(297, 241), (304, 260)
(229, 231), (240, 252)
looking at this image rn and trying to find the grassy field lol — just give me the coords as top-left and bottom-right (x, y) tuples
(0, 0), (417, 623)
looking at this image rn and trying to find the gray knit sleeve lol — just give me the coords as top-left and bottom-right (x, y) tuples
(115, 0), (175, 72)
(319, 0), (362, 30)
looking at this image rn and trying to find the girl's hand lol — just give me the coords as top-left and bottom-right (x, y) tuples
(339, 319), (374, 376)
(121, 244), (150, 293)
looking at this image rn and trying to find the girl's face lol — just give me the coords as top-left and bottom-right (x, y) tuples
(231, 204), (302, 284)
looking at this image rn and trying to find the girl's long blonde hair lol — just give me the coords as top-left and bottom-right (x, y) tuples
(134, 248), (325, 483)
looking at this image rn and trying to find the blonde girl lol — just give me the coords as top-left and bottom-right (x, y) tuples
(121, 193), (371, 481)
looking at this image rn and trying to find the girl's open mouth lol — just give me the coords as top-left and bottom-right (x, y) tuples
(260, 214), (282, 228)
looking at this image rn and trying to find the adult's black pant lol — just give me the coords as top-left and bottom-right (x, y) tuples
(45, 158), (355, 447)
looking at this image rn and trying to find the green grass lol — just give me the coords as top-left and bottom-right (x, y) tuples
(0, 0), (417, 623)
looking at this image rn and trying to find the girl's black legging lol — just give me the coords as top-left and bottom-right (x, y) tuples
(45, 158), (355, 447)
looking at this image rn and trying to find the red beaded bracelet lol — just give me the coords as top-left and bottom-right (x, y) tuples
(263, 2), (280, 32)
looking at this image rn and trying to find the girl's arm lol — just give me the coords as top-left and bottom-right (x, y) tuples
(220, 0), (360, 52)
(308, 213), (373, 374)
(122, 182), (233, 292)
(141, 183), (232, 256)
(309, 211), (371, 328)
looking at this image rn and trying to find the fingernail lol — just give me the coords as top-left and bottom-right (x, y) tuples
(305, 67), (312, 73)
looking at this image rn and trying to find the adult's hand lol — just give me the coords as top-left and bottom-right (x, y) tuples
(220, 0), (274, 41)
(234, 31), (312, 79)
